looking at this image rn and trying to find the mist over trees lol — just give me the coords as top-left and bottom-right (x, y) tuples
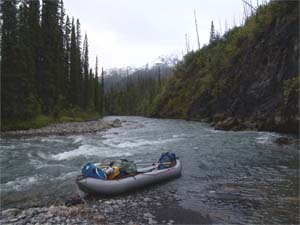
(1, 0), (103, 127)
(104, 56), (177, 115)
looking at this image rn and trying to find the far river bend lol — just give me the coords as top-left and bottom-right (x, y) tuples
(1, 116), (299, 224)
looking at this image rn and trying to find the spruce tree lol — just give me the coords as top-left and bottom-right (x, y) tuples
(70, 18), (77, 107)
(75, 19), (83, 108)
(94, 56), (100, 113)
(209, 20), (216, 43)
(17, 2), (40, 119)
(64, 15), (71, 104)
(28, 0), (42, 99)
(41, 0), (60, 114)
(101, 67), (105, 115)
(57, 0), (66, 107)
(1, 0), (20, 120)
(89, 69), (95, 110)
(82, 33), (89, 109)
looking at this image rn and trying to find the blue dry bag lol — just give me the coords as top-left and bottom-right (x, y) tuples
(158, 152), (176, 170)
(81, 162), (107, 180)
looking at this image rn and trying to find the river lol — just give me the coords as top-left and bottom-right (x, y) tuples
(0, 116), (299, 224)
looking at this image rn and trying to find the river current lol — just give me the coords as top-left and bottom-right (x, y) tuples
(0, 116), (299, 224)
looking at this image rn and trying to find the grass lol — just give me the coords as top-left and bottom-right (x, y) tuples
(1, 115), (53, 131)
(1, 109), (102, 131)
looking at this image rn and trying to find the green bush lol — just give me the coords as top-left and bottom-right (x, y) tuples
(283, 76), (299, 104)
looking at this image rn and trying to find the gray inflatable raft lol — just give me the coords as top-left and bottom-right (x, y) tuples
(76, 160), (182, 195)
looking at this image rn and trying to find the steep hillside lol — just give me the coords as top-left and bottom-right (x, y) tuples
(153, 1), (299, 134)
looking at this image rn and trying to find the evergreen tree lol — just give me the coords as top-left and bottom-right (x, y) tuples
(88, 69), (95, 110)
(1, 0), (17, 119)
(82, 33), (89, 109)
(1, 0), (40, 121)
(57, 0), (66, 106)
(64, 15), (71, 104)
(209, 20), (216, 43)
(17, 2), (40, 118)
(1, 0), (102, 128)
(69, 17), (77, 106)
(75, 19), (83, 108)
(94, 56), (101, 113)
(41, 0), (60, 114)
(101, 67), (105, 115)
(1, 0), (21, 120)
(28, 0), (42, 99)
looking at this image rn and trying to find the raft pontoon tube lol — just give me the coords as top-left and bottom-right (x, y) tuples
(76, 159), (181, 195)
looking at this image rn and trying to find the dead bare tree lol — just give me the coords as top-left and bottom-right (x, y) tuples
(225, 19), (228, 32)
(218, 18), (223, 36)
(242, 0), (256, 13)
(193, 10), (201, 50)
(233, 14), (236, 27)
(185, 33), (190, 53)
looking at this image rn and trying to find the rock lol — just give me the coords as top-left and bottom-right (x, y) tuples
(104, 206), (114, 214)
(215, 118), (238, 131)
(274, 137), (289, 145)
(143, 197), (151, 202)
(54, 216), (61, 223)
(131, 202), (138, 207)
(112, 205), (119, 209)
(65, 197), (83, 206)
(148, 218), (158, 224)
(116, 199), (123, 205)
(45, 213), (53, 219)
(212, 113), (226, 122)
(26, 208), (38, 217)
(112, 119), (122, 127)
(105, 200), (112, 205)
(9, 218), (20, 223)
(114, 119), (121, 123)
(1, 208), (19, 217)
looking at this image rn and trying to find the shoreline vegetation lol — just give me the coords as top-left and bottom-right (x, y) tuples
(1, 0), (105, 133)
(1, 109), (101, 132)
(1, 1), (298, 135)
(1, 117), (122, 136)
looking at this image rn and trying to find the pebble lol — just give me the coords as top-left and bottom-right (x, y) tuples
(1, 189), (179, 225)
(144, 197), (151, 202)
(2, 119), (120, 136)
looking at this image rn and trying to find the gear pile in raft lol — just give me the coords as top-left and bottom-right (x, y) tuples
(76, 152), (181, 195)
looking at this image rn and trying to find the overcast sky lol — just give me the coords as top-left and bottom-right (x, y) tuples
(63, 0), (254, 69)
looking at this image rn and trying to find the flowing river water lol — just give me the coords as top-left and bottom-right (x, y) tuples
(0, 116), (299, 224)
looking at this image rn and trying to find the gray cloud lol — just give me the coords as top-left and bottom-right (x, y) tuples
(64, 0), (250, 69)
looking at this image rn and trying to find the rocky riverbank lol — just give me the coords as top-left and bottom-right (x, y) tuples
(1, 119), (122, 136)
(0, 187), (211, 225)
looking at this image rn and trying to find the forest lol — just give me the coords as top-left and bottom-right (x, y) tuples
(1, 0), (299, 134)
(1, 0), (103, 130)
(103, 0), (299, 134)
(104, 57), (176, 115)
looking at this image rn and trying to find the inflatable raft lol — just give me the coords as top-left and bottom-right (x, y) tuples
(76, 159), (181, 195)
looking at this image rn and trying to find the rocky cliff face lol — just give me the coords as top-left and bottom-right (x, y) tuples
(154, 1), (299, 134)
